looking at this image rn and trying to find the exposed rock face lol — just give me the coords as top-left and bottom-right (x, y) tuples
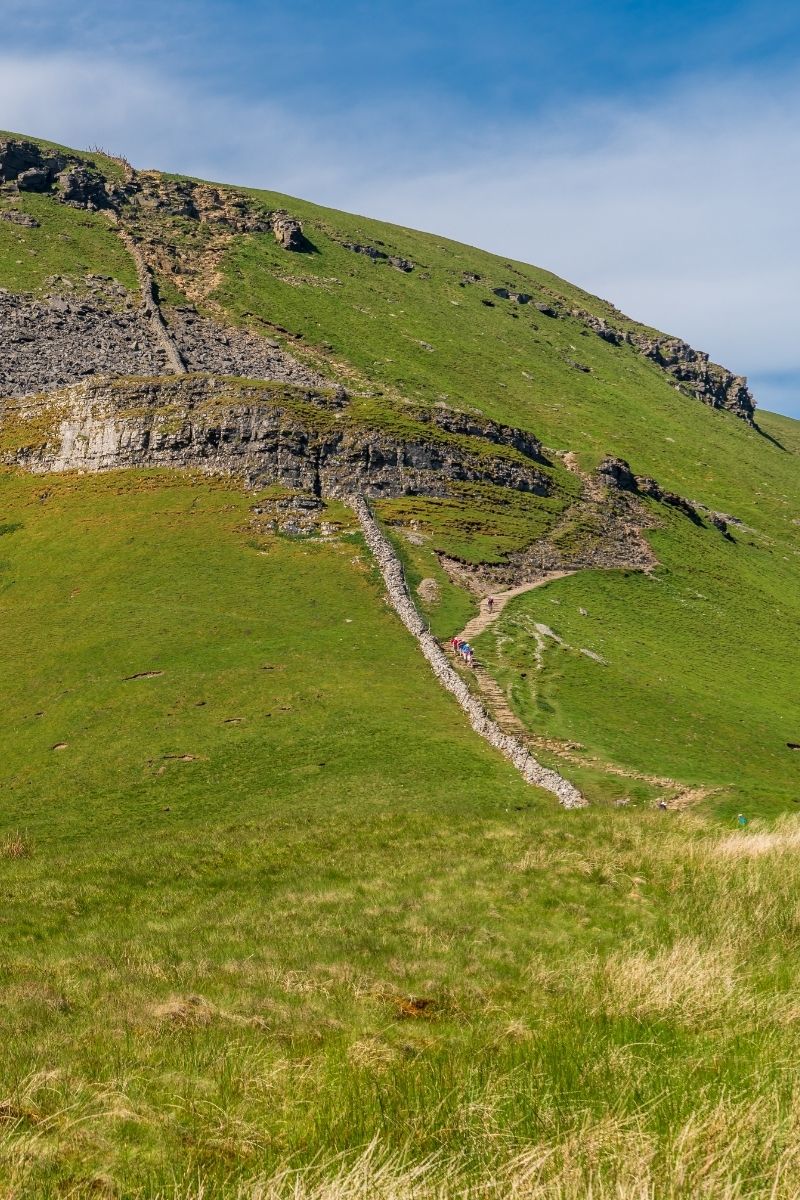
(0, 138), (294, 240)
(388, 255), (414, 273)
(427, 407), (544, 462)
(121, 172), (270, 233)
(438, 451), (659, 593)
(0, 139), (110, 209)
(342, 241), (413, 271)
(2, 376), (551, 502)
(16, 166), (53, 193)
(345, 242), (387, 261)
(0, 140), (66, 188)
(598, 455), (707, 526)
(572, 307), (756, 422)
(56, 165), (108, 210)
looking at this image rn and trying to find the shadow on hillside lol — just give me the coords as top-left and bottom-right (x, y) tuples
(754, 422), (787, 451)
(291, 232), (319, 254)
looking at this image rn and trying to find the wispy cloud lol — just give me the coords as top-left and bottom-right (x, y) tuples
(1, 51), (798, 415)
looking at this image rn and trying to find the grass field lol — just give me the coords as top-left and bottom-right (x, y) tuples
(0, 193), (137, 295)
(0, 469), (800, 1197)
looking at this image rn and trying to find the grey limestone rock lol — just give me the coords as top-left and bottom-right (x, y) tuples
(3, 376), (552, 505)
(271, 211), (306, 251)
(0, 209), (39, 227)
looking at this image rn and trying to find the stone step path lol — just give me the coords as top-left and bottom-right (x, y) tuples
(458, 573), (575, 644)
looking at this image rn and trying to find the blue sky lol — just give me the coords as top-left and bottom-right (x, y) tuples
(3, 0), (800, 417)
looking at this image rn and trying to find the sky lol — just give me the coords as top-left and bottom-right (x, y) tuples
(2, 0), (799, 417)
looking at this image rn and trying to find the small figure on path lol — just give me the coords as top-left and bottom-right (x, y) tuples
(487, 596), (495, 613)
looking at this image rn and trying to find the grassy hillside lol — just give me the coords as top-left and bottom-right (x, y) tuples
(3, 471), (800, 1197)
(208, 183), (800, 813)
(1, 133), (799, 1195)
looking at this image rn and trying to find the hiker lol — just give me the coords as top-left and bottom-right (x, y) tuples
(487, 596), (494, 613)
(467, 648), (475, 668)
(737, 813), (748, 828)
(451, 636), (460, 653)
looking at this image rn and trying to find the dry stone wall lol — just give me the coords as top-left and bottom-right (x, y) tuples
(0, 289), (327, 401)
(115, 226), (187, 374)
(349, 494), (586, 808)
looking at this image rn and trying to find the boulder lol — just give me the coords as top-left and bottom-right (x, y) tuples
(16, 165), (54, 193)
(271, 211), (306, 251)
(56, 166), (109, 209)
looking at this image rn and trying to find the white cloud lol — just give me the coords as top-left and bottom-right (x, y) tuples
(1, 52), (798, 415)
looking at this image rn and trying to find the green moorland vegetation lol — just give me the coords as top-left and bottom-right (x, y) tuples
(0, 135), (799, 1195)
(0, 192), (137, 295)
(210, 182), (800, 810)
(0, 470), (799, 1198)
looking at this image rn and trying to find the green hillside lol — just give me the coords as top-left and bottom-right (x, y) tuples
(1, 134), (799, 1197)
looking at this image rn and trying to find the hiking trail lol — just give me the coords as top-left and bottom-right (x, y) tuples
(455, 575), (714, 809)
(350, 494), (586, 808)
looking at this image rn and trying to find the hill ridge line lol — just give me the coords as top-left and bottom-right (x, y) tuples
(349, 493), (586, 808)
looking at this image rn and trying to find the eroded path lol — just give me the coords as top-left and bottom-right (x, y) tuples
(454, 573), (713, 809)
(457, 572), (576, 643)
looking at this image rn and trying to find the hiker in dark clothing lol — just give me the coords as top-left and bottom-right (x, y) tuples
(487, 596), (494, 613)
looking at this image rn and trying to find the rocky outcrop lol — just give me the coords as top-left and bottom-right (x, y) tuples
(350, 494), (585, 807)
(598, 456), (709, 527)
(0, 139), (111, 209)
(0, 208), (39, 227)
(56, 165), (109, 210)
(0, 138), (301, 245)
(629, 332), (755, 422)
(493, 287), (531, 304)
(2, 376), (552, 502)
(0, 140), (65, 189)
(427, 407), (544, 462)
(121, 171), (270, 233)
(438, 450), (659, 594)
(572, 306), (756, 422)
(344, 242), (387, 261)
(271, 211), (307, 251)
(343, 241), (414, 271)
